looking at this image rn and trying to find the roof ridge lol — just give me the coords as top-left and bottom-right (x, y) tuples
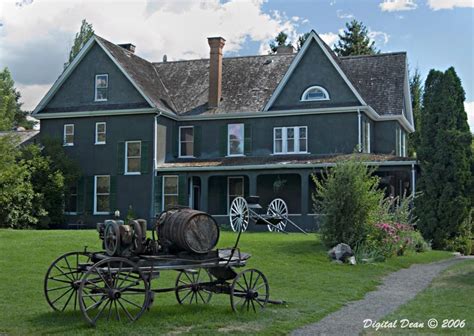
(340, 52), (406, 59)
(153, 53), (294, 65)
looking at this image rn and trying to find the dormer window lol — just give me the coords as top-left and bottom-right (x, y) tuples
(95, 74), (108, 101)
(301, 86), (329, 101)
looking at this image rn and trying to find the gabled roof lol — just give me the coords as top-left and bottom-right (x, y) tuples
(34, 32), (411, 125)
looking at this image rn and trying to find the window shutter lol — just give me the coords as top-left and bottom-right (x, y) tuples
(244, 123), (252, 156)
(85, 176), (94, 214)
(154, 175), (163, 215)
(178, 175), (187, 206)
(140, 141), (150, 174)
(110, 175), (117, 213)
(76, 177), (85, 214)
(172, 127), (178, 158)
(220, 125), (228, 157)
(194, 125), (202, 158)
(117, 142), (125, 175)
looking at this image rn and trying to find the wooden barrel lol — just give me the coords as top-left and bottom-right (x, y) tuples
(158, 208), (219, 254)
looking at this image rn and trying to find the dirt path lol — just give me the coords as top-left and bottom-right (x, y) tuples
(292, 256), (473, 336)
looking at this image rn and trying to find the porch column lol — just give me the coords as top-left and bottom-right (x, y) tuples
(411, 163), (416, 197)
(300, 171), (310, 215)
(200, 175), (209, 212)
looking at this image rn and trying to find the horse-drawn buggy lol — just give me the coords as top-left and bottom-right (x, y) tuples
(44, 207), (284, 326)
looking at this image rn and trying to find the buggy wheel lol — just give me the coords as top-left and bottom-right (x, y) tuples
(44, 251), (92, 311)
(230, 269), (269, 313)
(267, 198), (288, 232)
(104, 221), (120, 256)
(229, 197), (249, 232)
(78, 257), (150, 326)
(175, 269), (213, 304)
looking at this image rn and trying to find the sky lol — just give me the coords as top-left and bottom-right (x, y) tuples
(0, 0), (473, 130)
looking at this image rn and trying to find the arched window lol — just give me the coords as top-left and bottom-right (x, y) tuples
(301, 86), (330, 101)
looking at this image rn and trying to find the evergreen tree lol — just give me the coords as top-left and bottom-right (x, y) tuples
(269, 31), (293, 54)
(416, 67), (472, 250)
(407, 68), (423, 156)
(64, 19), (94, 69)
(334, 20), (379, 56)
(297, 32), (310, 51)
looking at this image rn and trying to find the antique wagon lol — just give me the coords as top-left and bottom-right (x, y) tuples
(44, 208), (284, 326)
(229, 196), (307, 234)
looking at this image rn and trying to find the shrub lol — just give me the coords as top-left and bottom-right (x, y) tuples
(313, 157), (384, 248)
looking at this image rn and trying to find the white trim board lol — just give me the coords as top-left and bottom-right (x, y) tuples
(263, 30), (367, 111)
(32, 35), (155, 116)
(34, 107), (157, 119)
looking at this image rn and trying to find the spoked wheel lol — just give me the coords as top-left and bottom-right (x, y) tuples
(104, 221), (120, 256)
(175, 269), (213, 304)
(267, 198), (288, 232)
(230, 269), (269, 313)
(78, 257), (150, 326)
(44, 251), (92, 311)
(130, 220), (144, 255)
(229, 197), (250, 232)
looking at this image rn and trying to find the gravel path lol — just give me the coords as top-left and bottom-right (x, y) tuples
(292, 255), (473, 336)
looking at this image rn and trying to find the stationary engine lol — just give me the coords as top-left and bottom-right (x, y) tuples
(97, 219), (149, 256)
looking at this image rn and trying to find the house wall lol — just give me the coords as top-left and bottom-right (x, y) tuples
(164, 112), (360, 160)
(40, 43), (150, 113)
(269, 39), (361, 111)
(40, 114), (156, 226)
(373, 120), (398, 154)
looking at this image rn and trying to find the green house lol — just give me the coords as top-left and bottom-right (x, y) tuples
(33, 30), (416, 230)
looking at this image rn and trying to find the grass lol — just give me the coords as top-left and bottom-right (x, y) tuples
(369, 259), (474, 335)
(0, 229), (452, 335)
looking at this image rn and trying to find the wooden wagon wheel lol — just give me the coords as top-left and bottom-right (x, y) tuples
(175, 269), (213, 304)
(44, 251), (92, 312)
(104, 221), (120, 256)
(229, 197), (250, 232)
(230, 269), (269, 312)
(267, 198), (288, 232)
(78, 257), (150, 326)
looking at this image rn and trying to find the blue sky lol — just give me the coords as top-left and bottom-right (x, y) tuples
(0, 0), (472, 129)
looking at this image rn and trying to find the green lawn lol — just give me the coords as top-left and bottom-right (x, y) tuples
(372, 259), (474, 335)
(0, 229), (451, 335)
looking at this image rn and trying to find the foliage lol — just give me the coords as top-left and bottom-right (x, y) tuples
(64, 19), (94, 69)
(20, 145), (65, 228)
(313, 158), (384, 248)
(0, 135), (39, 228)
(125, 205), (137, 222)
(269, 31), (293, 54)
(297, 32), (310, 51)
(0, 68), (33, 131)
(416, 67), (472, 250)
(334, 20), (379, 56)
(0, 230), (452, 335)
(407, 67), (423, 157)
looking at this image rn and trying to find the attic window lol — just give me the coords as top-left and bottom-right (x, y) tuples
(301, 86), (330, 101)
(95, 74), (108, 101)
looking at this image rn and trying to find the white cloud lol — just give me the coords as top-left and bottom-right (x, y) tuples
(320, 32), (340, 46)
(379, 0), (418, 11)
(465, 101), (474, 133)
(427, 0), (474, 10)
(0, 0), (300, 110)
(369, 30), (390, 44)
(336, 10), (354, 19)
(16, 83), (51, 111)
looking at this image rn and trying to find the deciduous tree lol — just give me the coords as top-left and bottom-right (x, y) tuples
(64, 19), (94, 69)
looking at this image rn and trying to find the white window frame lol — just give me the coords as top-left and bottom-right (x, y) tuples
(94, 74), (108, 102)
(396, 127), (406, 157)
(227, 176), (244, 214)
(94, 175), (111, 215)
(300, 86), (330, 102)
(178, 126), (194, 158)
(162, 175), (179, 211)
(227, 123), (245, 157)
(63, 124), (74, 146)
(125, 140), (141, 175)
(95, 122), (106, 145)
(273, 126), (308, 154)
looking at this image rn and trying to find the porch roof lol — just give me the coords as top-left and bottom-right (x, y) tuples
(156, 154), (417, 172)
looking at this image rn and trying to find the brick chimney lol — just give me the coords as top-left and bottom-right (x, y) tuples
(207, 37), (226, 108)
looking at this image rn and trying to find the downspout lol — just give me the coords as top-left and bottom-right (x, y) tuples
(150, 110), (162, 220)
(357, 108), (361, 152)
